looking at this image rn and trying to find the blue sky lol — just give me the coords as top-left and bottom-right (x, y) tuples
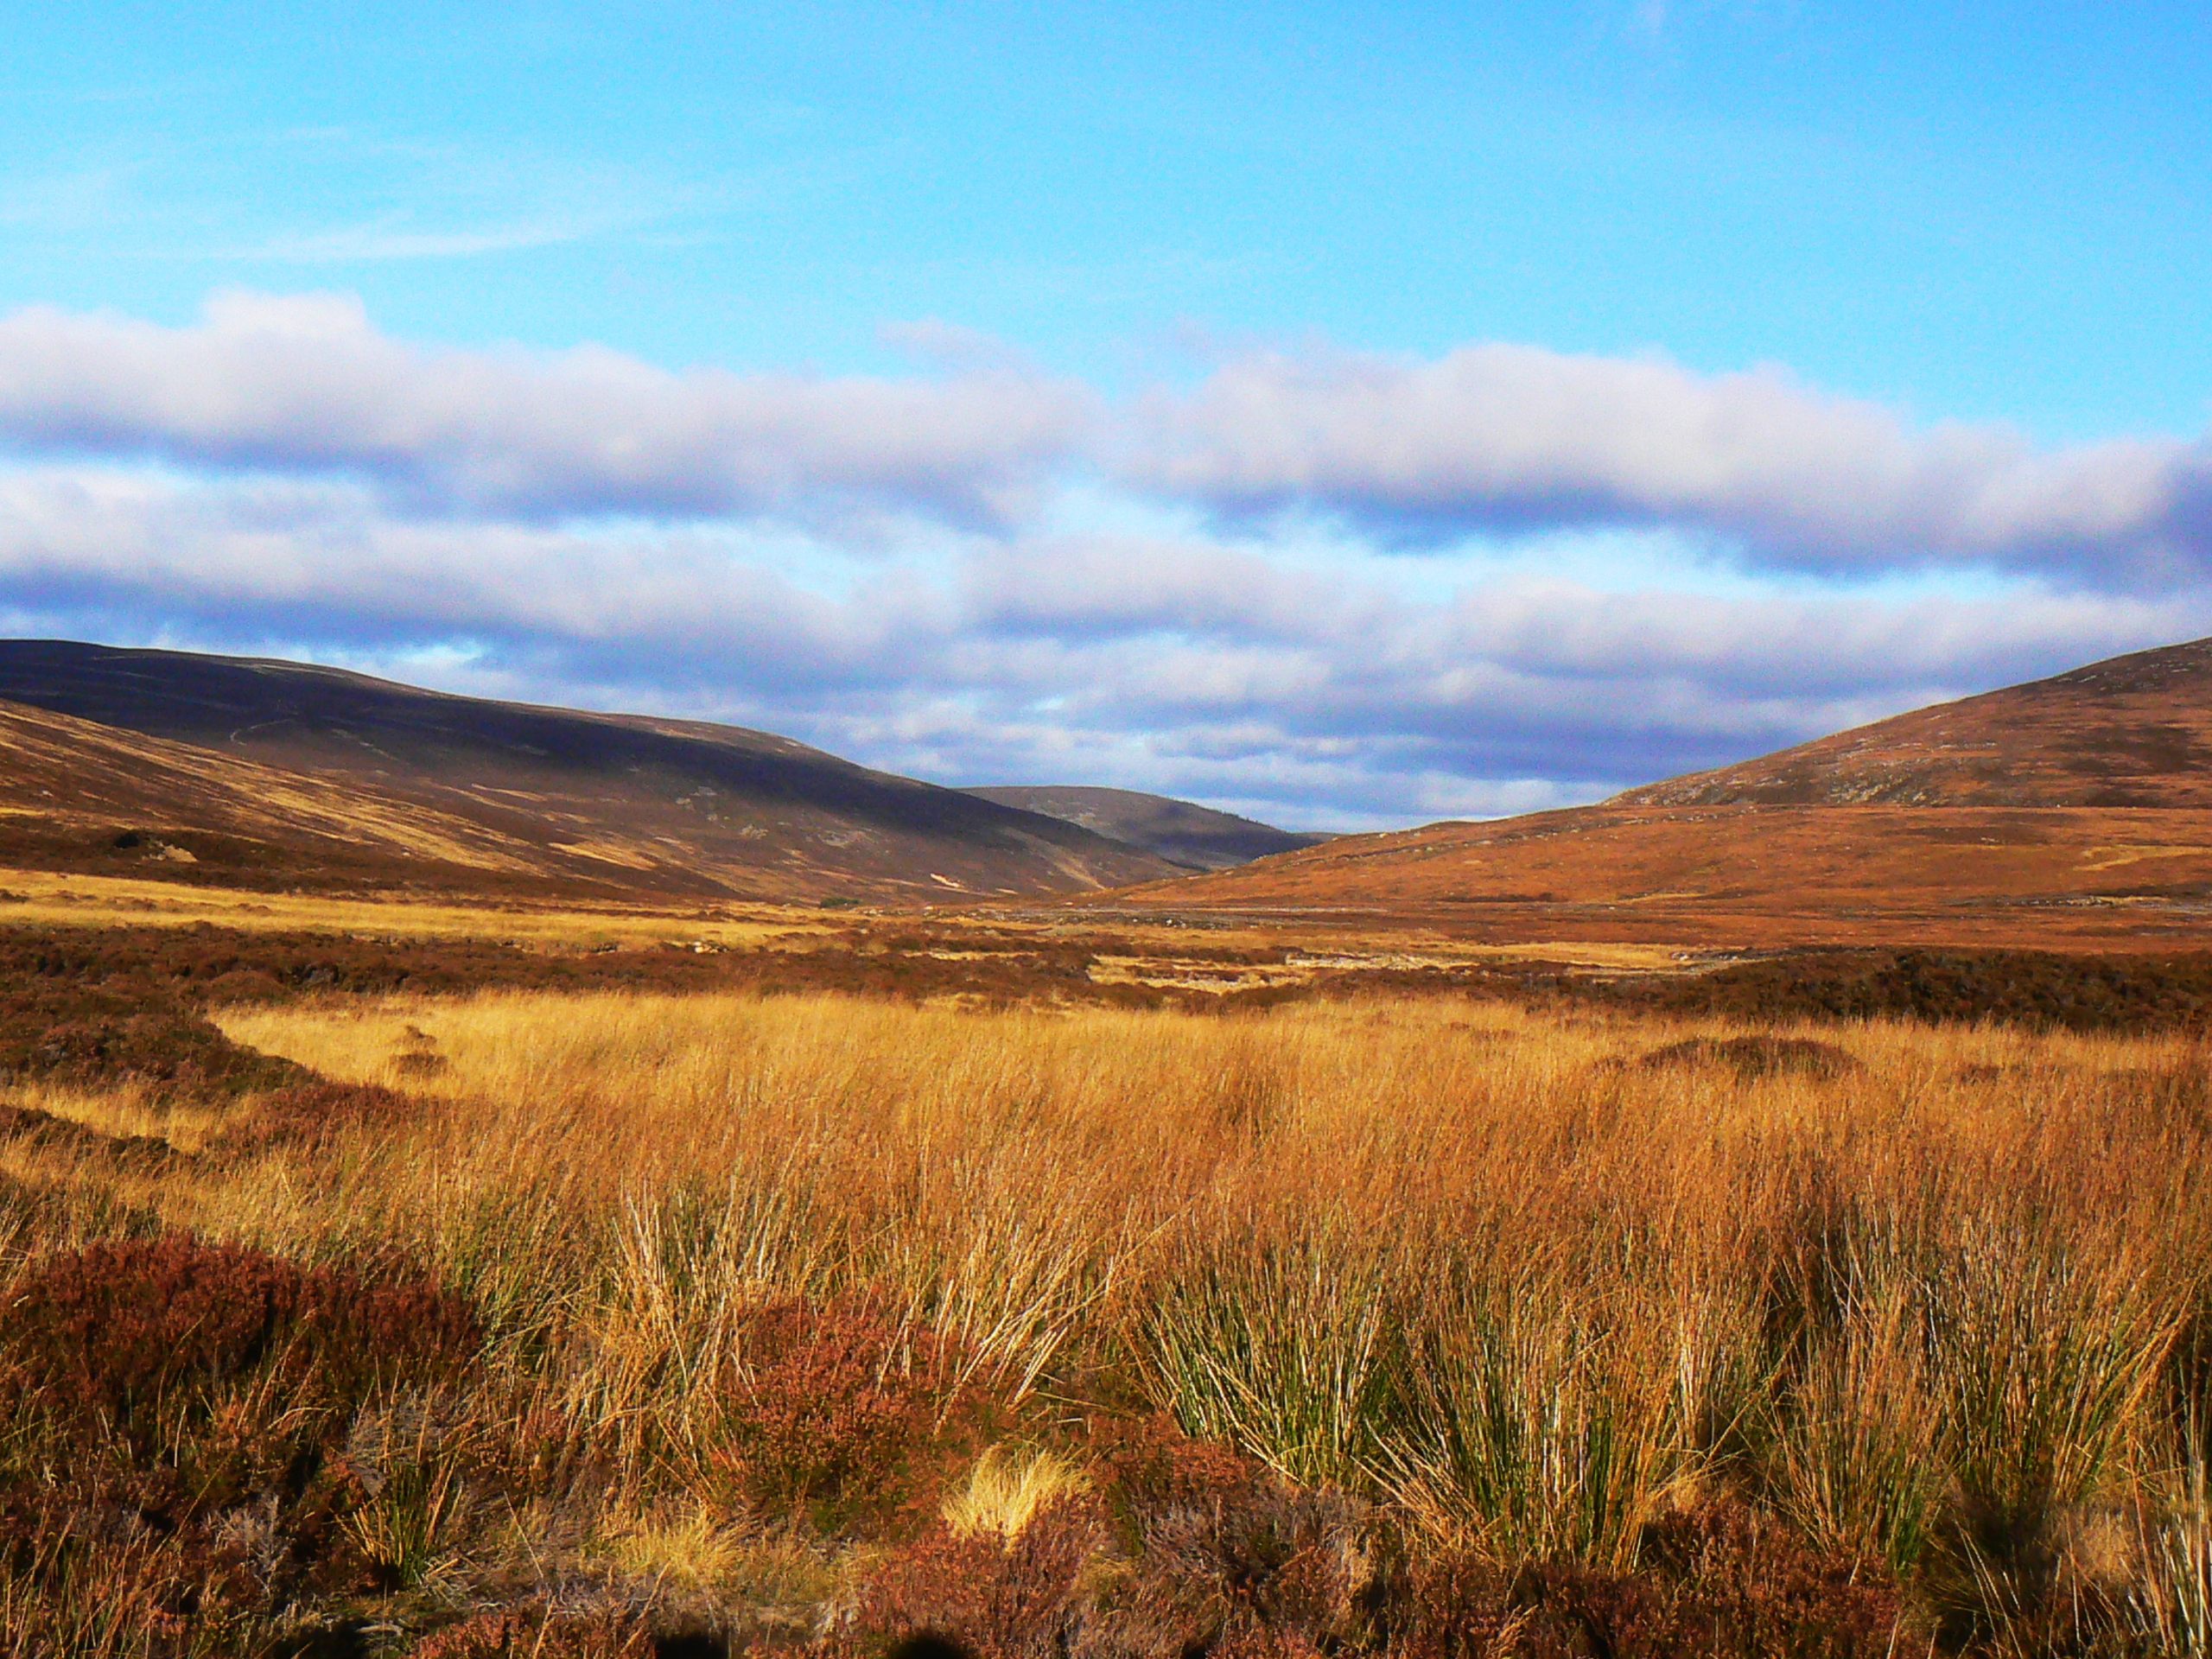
(0, 3), (2208, 827)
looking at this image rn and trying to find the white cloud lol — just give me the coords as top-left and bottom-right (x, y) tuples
(0, 293), (1090, 528)
(1128, 341), (2212, 582)
(5, 458), (2194, 825)
(1, 297), (2209, 826)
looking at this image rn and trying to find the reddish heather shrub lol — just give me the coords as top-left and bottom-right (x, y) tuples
(1201, 1632), (1332, 1659)
(849, 1500), (1109, 1659)
(1641, 1035), (1860, 1082)
(1637, 1497), (1909, 1654)
(1094, 1411), (1262, 1516)
(4, 1232), (479, 1445)
(203, 1076), (425, 1159)
(1091, 1414), (1382, 1654)
(705, 1294), (991, 1535)
(406, 1608), (652, 1658)
(0, 1100), (181, 1166)
(1391, 1499), (1910, 1659)
(0, 1235), (488, 1649)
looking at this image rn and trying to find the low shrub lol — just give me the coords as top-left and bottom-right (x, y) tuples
(204, 1077), (421, 1159)
(0, 1233), (483, 1645)
(848, 1501), (1108, 1659)
(703, 1294), (993, 1537)
(1088, 1414), (1382, 1655)
(1391, 1499), (1911, 1658)
(1642, 1035), (1860, 1082)
(405, 1608), (652, 1658)
(0, 1101), (180, 1166)
(5, 1232), (478, 1444)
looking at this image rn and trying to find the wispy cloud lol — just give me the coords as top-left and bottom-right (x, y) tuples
(237, 216), (607, 263)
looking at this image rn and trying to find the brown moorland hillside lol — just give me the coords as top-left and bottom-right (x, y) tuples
(1615, 635), (2212, 808)
(0, 640), (1179, 901)
(1089, 639), (2212, 946)
(0, 697), (573, 893)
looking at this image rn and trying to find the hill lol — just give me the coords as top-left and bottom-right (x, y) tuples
(0, 697), (566, 890)
(1614, 638), (2212, 809)
(0, 641), (1180, 901)
(961, 785), (1327, 870)
(1087, 639), (2212, 947)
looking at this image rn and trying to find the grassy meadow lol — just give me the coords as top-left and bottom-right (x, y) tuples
(10, 950), (2212, 1654)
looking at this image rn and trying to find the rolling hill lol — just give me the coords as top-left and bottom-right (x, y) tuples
(1089, 639), (2212, 947)
(962, 785), (1327, 870)
(1614, 639), (2212, 809)
(0, 641), (1180, 901)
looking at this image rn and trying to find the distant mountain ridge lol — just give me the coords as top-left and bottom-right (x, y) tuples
(0, 641), (1181, 900)
(962, 785), (1328, 870)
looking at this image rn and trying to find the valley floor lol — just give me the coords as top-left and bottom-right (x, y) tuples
(6, 892), (2212, 1655)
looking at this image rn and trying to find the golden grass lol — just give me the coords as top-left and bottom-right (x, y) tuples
(21, 982), (2212, 1648)
(941, 1446), (1094, 1542)
(0, 864), (830, 948)
(0, 862), (1738, 976)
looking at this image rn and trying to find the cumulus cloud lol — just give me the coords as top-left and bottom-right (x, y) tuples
(2, 296), (2209, 825)
(0, 457), (2198, 827)
(8, 295), (2212, 583)
(0, 467), (946, 683)
(0, 293), (1090, 528)
(1128, 343), (2212, 582)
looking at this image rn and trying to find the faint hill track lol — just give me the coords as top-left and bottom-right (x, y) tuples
(0, 641), (1182, 901)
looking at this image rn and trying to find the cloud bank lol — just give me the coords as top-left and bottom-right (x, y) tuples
(1132, 344), (2212, 583)
(0, 294), (2207, 825)
(0, 293), (1090, 528)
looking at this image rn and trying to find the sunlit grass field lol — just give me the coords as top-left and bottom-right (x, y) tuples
(10, 976), (2212, 1655)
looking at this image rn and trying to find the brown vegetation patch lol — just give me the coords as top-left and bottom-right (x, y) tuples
(1602, 946), (2212, 1032)
(0, 1233), (482, 1649)
(848, 1501), (1109, 1659)
(405, 1609), (652, 1658)
(1395, 1500), (1910, 1658)
(0, 1100), (182, 1166)
(706, 1294), (999, 1538)
(1641, 1034), (1862, 1081)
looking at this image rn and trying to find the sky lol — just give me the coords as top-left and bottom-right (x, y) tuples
(0, 3), (2208, 830)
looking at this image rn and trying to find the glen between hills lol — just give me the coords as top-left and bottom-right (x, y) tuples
(1091, 638), (2212, 949)
(0, 640), (1183, 902)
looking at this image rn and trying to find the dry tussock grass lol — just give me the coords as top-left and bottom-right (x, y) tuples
(14, 979), (2212, 1652)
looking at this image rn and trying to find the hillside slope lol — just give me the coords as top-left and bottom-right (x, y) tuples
(1089, 639), (2212, 947)
(963, 785), (1327, 870)
(0, 641), (1180, 900)
(0, 697), (562, 890)
(1614, 638), (2212, 809)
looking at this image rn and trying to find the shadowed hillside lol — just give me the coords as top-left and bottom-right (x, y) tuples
(1088, 638), (2212, 945)
(963, 784), (1328, 870)
(0, 641), (1180, 900)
